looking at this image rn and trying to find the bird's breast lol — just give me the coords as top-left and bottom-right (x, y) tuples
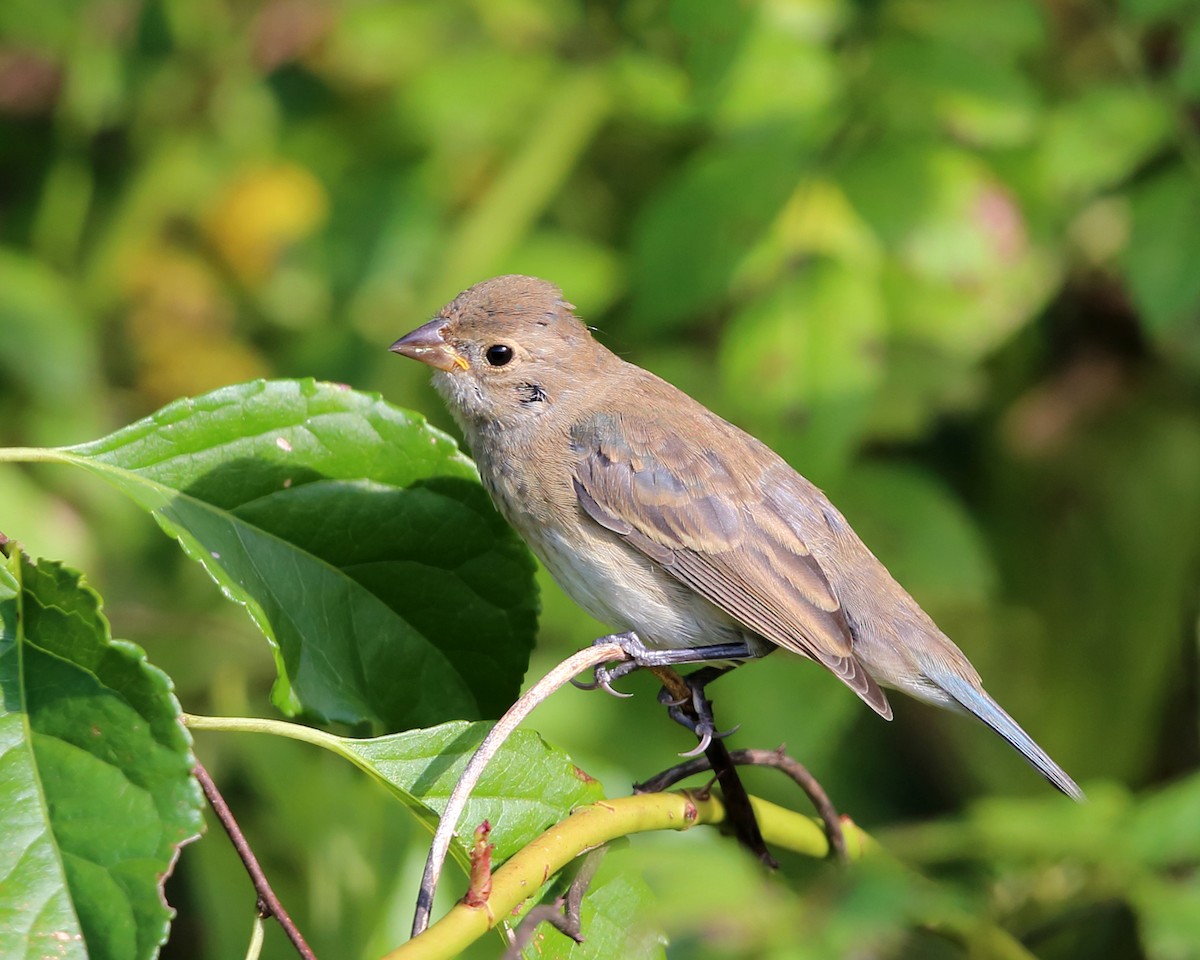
(531, 523), (750, 651)
(470, 422), (750, 651)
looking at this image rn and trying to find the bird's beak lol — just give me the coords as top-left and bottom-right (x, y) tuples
(389, 319), (469, 372)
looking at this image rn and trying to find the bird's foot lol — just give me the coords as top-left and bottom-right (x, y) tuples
(571, 635), (751, 709)
(659, 670), (739, 756)
(570, 631), (649, 697)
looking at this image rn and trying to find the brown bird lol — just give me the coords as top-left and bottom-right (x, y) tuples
(391, 275), (1083, 800)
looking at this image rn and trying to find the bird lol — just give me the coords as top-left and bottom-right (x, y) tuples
(390, 275), (1083, 801)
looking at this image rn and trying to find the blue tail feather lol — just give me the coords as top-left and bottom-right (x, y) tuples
(934, 671), (1084, 801)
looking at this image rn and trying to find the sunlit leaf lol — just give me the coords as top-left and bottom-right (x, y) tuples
(54, 379), (538, 732)
(338, 720), (604, 864)
(0, 548), (203, 960)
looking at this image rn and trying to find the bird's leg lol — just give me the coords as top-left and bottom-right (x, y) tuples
(571, 632), (755, 698)
(657, 666), (738, 756)
(569, 631), (642, 697)
(568, 638), (753, 696)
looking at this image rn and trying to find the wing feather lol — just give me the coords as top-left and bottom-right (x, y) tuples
(571, 414), (891, 719)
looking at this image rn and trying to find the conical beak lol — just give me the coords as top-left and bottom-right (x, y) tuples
(389, 319), (469, 372)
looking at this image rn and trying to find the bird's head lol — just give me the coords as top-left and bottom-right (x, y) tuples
(390, 275), (602, 432)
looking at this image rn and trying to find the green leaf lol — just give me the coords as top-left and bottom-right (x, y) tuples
(719, 261), (887, 413)
(0, 548), (203, 960)
(628, 130), (815, 329)
(1037, 87), (1172, 200)
(717, 261), (886, 478)
(346, 727), (661, 959)
(835, 464), (998, 609)
(1125, 167), (1200, 364)
(709, 13), (840, 130)
(191, 714), (659, 956)
(1128, 769), (1200, 866)
(337, 720), (605, 864)
(522, 846), (664, 960)
(1131, 873), (1200, 960)
(669, 1), (756, 109)
(869, 32), (1041, 147)
(51, 379), (539, 731)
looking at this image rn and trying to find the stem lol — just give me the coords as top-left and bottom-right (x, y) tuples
(411, 640), (627, 937)
(0, 447), (78, 464)
(382, 791), (863, 960)
(184, 713), (348, 753)
(243, 916), (266, 960)
(635, 746), (848, 861)
(194, 761), (318, 960)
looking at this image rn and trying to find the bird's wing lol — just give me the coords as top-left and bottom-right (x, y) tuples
(570, 412), (891, 719)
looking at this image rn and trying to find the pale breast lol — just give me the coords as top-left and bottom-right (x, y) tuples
(469, 419), (752, 653)
(529, 523), (751, 652)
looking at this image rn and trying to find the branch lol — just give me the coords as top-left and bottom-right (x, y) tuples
(502, 847), (604, 957)
(193, 761), (317, 960)
(635, 745), (848, 861)
(383, 789), (854, 960)
(411, 640), (629, 937)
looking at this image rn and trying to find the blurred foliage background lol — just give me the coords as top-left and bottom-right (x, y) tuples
(2, 0), (1199, 957)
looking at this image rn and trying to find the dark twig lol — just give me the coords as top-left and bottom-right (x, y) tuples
(702, 737), (778, 867)
(193, 762), (318, 960)
(648, 666), (777, 868)
(503, 848), (606, 958)
(634, 746), (848, 862)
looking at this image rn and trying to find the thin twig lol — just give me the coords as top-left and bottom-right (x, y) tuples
(634, 746), (848, 862)
(411, 640), (628, 937)
(193, 762), (318, 960)
(503, 847), (606, 957)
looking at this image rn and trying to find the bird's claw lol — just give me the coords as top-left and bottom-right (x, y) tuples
(678, 733), (710, 758)
(661, 670), (742, 755)
(566, 638), (643, 696)
(571, 662), (638, 700)
(668, 701), (739, 755)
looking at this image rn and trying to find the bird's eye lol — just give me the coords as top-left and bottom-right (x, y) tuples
(485, 344), (514, 367)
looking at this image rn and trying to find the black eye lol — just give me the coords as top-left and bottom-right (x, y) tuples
(485, 344), (514, 366)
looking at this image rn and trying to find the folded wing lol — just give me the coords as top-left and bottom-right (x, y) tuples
(570, 413), (892, 719)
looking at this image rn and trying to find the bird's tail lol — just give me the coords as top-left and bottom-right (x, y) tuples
(934, 671), (1085, 801)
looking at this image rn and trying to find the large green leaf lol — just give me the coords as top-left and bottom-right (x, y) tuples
(27, 379), (538, 731)
(338, 720), (605, 864)
(247, 717), (658, 956)
(0, 548), (203, 960)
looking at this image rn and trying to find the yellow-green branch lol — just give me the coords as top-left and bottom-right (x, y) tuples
(380, 790), (869, 960)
